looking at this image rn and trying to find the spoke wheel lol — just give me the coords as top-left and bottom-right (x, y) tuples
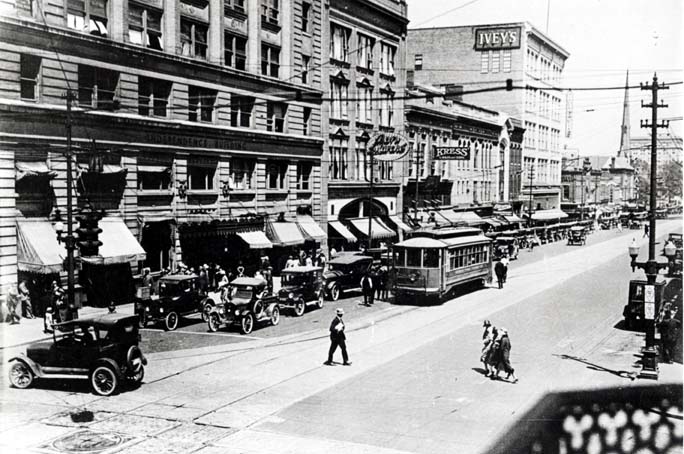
(138, 311), (148, 329)
(90, 365), (118, 396)
(201, 302), (213, 322)
(294, 300), (305, 317)
(208, 314), (220, 332)
(271, 306), (280, 326)
(316, 293), (324, 309)
(164, 312), (179, 331)
(330, 285), (340, 301)
(240, 313), (254, 335)
(9, 362), (33, 389)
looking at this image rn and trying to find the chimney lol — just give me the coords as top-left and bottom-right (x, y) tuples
(611, 157), (616, 169)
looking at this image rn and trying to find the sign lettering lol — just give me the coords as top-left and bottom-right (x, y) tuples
(144, 133), (245, 151)
(474, 27), (522, 51)
(367, 133), (410, 161)
(433, 147), (471, 161)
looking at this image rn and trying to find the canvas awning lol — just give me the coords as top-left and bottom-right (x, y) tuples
(348, 217), (396, 239)
(77, 163), (127, 175)
(483, 217), (505, 227)
(329, 221), (357, 243)
(237, 231), (273, 249)
(16, 220), (67, 274)
(439, 210), (485, 226)
(530, 209), (569, 221)
(388, 215), (413, 233)
(503, 215), (524, 223)
(267, 222), (305, 247)
(16, 162), (57, 180)
(296, 216), (326, 242)
(137, 164), (170, 173)
(80, 218), (147, 265)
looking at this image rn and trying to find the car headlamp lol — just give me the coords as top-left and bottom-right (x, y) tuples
(159, 307), (164, 313)
(288, 292), (294, 299)
(235, 310), (240, 316)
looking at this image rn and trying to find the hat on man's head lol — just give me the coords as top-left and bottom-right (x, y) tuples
(500, 327), (508, 335)
(483, 319), (491, 327)
(336, 308), (344, 315)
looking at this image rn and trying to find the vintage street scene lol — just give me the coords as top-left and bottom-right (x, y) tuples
(0, 0), (682, 452)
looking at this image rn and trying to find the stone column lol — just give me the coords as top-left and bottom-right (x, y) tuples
(279, 0), (291, 79)
(164, 0), (178, 55)
(247, 0), (260, 73)
(109, 0), (126, 41)
(208, 0), (223, 64)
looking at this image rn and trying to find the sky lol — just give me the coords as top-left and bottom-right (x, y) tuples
(405, 0), (684, 157)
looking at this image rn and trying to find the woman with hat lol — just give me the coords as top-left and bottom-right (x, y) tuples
(324, 308), (351, 366)
(493, 328), (518, 383)
(480, 320), (497, 377)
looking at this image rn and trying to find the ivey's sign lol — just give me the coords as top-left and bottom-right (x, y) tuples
(367, 132), (410, 161)
(433, 147), (470, 161)
(474, 26), (522, 51)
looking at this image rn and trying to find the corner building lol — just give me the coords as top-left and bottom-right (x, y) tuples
(407, 22), (569, 214)
(0, 0), (326, 297)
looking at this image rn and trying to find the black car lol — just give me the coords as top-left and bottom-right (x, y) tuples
(135, 274), (215, 331)
(207, 277), (280, 334)
(324, 255), (373, 301)
(8, 314), (146, 396)
(278, 266), (325, 316)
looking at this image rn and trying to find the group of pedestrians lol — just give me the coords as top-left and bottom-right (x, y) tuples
(360, 267), (392, 306)
(480, 320), (518, 383)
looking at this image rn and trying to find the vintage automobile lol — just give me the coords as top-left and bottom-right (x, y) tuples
(207, 277), (279, 334)
(323, 254), (373, 301)
(278, 266), (325, 316)
(567, 226), (587, 246)
(135, 274), (215, 331)
(494, 236), (519, 260)
(8, 314), (146, 396)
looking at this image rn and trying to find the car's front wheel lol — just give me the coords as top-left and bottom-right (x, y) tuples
(270, 306), (280, 326)
(164, 312), (179, 331)
(316, 292), (324, 309)
(240, 313), (254, 335)
(201, 301), (214, 322)
(330, 285), (341, 301)
(90, 364), (119, 396)
(293, 300), (305, 317)
(208, 314), (220, 333)
(9, 361), (33, 389)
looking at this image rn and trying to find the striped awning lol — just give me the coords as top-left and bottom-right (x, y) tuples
(80, 218), (147, 265)
(17, 220), (67, 274)
(348, 217), (396, 239)
(388, 215), (413, 232)
(329, 221), (357, 243)
(530, 209), (569, 221)
(267, 222), (305, 247)
(237, 231), (273, 249)
(297, 216), (326, 242)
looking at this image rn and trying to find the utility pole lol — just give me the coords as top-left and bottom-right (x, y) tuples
(368, 147), (374, 249)
(64, 90), (78, 319)
(526, 164), (535, 226)
(413, 146), (421, 224)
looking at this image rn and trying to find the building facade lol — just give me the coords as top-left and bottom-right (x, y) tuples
(0, 0), (326, 296)
(407, 22), (569, 213)
(561, 155), (635, 207)
(630, 134), (683, 168)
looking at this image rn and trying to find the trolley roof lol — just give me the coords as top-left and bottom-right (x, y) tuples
(410, 226), (483, 239)
(395, 232), (490, 248)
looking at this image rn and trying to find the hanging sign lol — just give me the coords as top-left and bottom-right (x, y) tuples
(433, 146), (471, 160)
(367, 133), (410, 161)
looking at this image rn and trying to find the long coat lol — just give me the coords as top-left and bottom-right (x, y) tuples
(498, 335), (514, 374)
(494, 261), (506, 280)
(329, 316), (346, 341)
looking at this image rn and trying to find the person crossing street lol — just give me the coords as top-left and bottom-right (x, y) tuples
(324, 308), (351, 366)
(361, 273), (374, 306)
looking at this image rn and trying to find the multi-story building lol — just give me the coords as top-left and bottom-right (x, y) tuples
(323, 0), (409, 249)
(0, 0), (326, 298)
(407, 22), (569, 214)
(630, 134), (683, 168)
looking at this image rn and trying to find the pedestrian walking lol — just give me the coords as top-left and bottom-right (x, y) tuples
(379, 267), (389, 300)
(617, 221), (623, 233)
(660, 310), (681, 363)
(494, 260), (506, 289)
(480, 320), (497, 377)
(374, 268), (384, 301)
(500, 256), (509, 283)
(360, 273), (374, 306)
(6, 285), (21, 324)
(199, 264), (209, 293)
(324, 308), (351, 366)
(493, 328), (518, 383)
(643, 223), (649, 238)
(19, 280), (34, 319)
(43, 306), (55, 333)
(330, 247), (337, 258)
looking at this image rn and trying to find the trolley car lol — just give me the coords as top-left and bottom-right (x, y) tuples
(393, 227), (492, 302)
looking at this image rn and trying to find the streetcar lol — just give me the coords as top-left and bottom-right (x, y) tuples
(392, 227), (492, 302)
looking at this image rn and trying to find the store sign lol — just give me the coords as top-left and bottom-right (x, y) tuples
(474, 27), (522, 51)
(433, 147), (471, 161)
(367, 133), (410, 161)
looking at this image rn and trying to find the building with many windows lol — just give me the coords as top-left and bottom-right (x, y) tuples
(0, 0), (326, 298)
(407, 22), (569, 214)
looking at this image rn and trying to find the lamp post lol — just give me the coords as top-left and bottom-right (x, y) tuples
(579, 157), (591, 221)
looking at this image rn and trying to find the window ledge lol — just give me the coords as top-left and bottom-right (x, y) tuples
(137, 189), (173, 196)
(187, 189), (218, 195)
(261, 19), (281, 33)
(264, 188), (288, 194)
(379, 125), (395, 132)
(330, 117), (350, 125)
(356, 66), (374, 76)
(355, 121), (374, 129)
(379, 73), (396, 82)
(228, 188), (257, 194)
(330, 58), (351, 69)
(224, 7), (247, 21)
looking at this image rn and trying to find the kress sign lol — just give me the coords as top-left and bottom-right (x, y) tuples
(433, 146), (470, 160)
(367, 133), (410, 161)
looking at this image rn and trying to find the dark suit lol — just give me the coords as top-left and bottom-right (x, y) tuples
(494, 261), (506, 289)
(327, 316), (349, 364)
(361, 276), (374, 306)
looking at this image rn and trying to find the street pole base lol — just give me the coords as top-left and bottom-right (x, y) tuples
(639, 347), (659, 380)
(639, 366), (659, 380)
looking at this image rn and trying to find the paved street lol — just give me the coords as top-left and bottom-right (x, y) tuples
(0, 220), (681, 454)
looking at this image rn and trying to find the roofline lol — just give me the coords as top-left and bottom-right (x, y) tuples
(405, 104), (501, 126)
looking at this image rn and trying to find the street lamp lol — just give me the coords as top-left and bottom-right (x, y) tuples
(580, 158), (591, 221)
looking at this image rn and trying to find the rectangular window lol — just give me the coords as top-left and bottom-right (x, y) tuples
(188, 86), (216, 123)
(266, 161), (288, 189)
(329, 138), (348, 180)
(379, 91), (394, 127)
(301, 55), (310, 84)
(230, 158), (254, 190)
(138, 159), (171, 190)
(180, 18), (207, 60)
(67, 0), (108, 36)
(138, 76), (171, 117)
(224, 0), (244, 14)
(330, 23), (349, 62)
(502, 50), (511, 72)
(230, 95), (253, 127)
(188, 161), (216, 190)
(20, 54), (41, 101)
(491, 50), (500, 73)
(356, 86), (373, 123)
(480, 52), (488, 73)
(260, 0), (279, 26)
(414, 53), (423, 70)
(296, 162), (311, 190)
(355, 140), (367, 180)
(302, 107), (312, 136)
(224, 32), (247, 70)
(128, 2), (162, 50)
(301, 2), (311, 33)
(330, 80), (348, 119)
(380, 43), (396, 76)
(261, 44), (280, 77)
(78, 65), (119, 110)
(266, 102), (287, 133)
(357, 34), (374, 69)
(379, 161), (392, 180)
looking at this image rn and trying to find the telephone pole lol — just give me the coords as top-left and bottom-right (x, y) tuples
(526, 165), (535, 226)
(368, 147), (374, 249)
(413, 147), (421, 223)
(64, 90), (78, 319)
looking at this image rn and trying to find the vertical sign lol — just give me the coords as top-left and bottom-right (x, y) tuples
(644, 284), (655, 320)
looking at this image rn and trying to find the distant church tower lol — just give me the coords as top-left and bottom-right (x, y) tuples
(618, 70), (631, 160)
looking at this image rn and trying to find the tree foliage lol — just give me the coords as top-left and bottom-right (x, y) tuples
(634, 159), (682, 205)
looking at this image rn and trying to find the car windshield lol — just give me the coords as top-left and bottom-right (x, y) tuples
(158, 281), (180, 297)
(232, 286), (253, 299)
(328, 263), (348, 272)
(282, 273), (309, 286)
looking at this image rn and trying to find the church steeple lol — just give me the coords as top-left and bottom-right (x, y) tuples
(619, 70), (631, 159)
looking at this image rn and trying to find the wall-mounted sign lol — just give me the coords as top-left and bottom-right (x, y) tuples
(433, 147), (471, 161)
(367, 133), (410, 161)
(474, 27), (522, 51)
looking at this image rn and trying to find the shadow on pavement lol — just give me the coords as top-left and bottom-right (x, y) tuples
(554, 354), (637, 380)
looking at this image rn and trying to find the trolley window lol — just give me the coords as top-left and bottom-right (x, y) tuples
(423, 249), (439, 268)
(406, 248), (421, 267)
(394, 248), (405, 267)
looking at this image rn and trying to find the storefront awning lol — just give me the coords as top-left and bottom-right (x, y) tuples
(16, 162), (57, 180)
(529, 209), (569, 221)
(81, 218), (147, 265)
(267, 222), (305, 247)
(348, 217), (396, 239)
(297, 216), (326, 242)
(237, 231), (273, 249)
(137, 164), (170, 173)
(483, 217), (505, 227)
(388, 215), (413, 233)
(16, 220), (67, 274)
(329, 221), (357, 243)
(503, 215), (524, 223)
(438, 210), (485, 226)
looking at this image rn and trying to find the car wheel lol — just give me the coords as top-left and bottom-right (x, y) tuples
(240, 313), (254, 335)
(164, 312), (179, 331)
(129, 366), (144, 385)
(271, 306), (280, 326)
(138, 310), (148, 329)
(330, 285), (341, 301)
(9, 361), (33, 389)
(208, 314), (220, 333)
(316, 292), (324, 309)
(126, 346), (145, 385)
(294, 300), (305, 317)
(90, 364), (119, 396)
(201, 302), (213, 322)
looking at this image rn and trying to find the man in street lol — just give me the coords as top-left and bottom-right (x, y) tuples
(643, 223), (649, 238)
(18, 280), (33, 319)
(494, 260), (506, 289)
(360, 272), (374, 306)
(324, 308), (351, 366)
(500, 256), (509, 283)
(660, 309), (681, 363)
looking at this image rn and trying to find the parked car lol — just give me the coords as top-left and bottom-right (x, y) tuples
(323, 255), (373, 301)
(567, 226), (587, 246)
(494, 237), (519, 260)
(135, 274), (215, 331)
(278, 266), (325, 316)
(207, 277), (279, 334)
(8, 314), (146, 396)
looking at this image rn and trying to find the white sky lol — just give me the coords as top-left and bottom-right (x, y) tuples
(406, 0), (684, 156)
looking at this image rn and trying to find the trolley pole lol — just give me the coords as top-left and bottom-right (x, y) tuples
(368, 147), (374, 250)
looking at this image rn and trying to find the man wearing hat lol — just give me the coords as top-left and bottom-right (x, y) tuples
(324, 308), (351, 366)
